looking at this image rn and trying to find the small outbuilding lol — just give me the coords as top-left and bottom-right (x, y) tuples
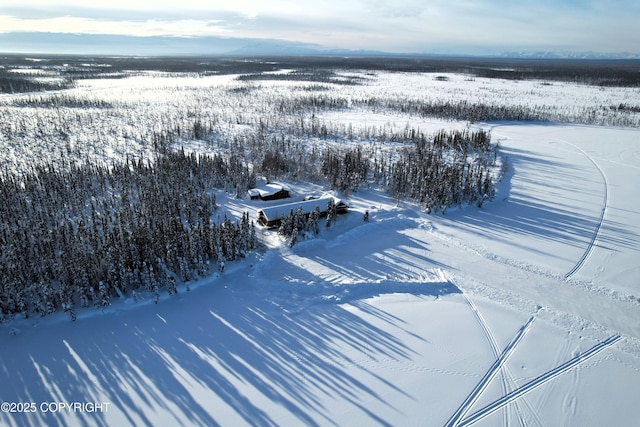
(257, 196), (348, 227)
(248, 183), (291, 201)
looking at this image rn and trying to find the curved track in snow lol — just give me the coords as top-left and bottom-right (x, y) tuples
(555, 141), (609, 280)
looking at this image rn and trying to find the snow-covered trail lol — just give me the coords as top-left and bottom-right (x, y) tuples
(556, 139), (609, 280)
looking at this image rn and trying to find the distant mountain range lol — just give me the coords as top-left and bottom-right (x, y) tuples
(495, 51), (640, 60)
(0, 32), (389, 57)
(1, 32), (638, 59)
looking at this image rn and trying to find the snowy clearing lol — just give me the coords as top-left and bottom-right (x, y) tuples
(1, 63), (639, 426)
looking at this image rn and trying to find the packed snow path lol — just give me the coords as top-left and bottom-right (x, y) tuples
(554, 140), (610, 280)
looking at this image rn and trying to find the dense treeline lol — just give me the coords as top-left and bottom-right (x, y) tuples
(238, 70), (367, 86)
(280, 94), (635, 125)
(3, 55), (639, 90)
(321, 146), (369, 193)
(234, 113), (495, 202)
(11, 94), (114, 109)
(0, 69), (75, 94)
(0, 150), (256, 320)
(247, 122), (496, 212)
(379, 129), (496, 212)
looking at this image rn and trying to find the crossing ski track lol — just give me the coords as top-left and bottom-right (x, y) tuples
(555, 140), (609, 281)
(457, 334), (622, 426)
(462, 294), (512, 427)
(462, 293), (544, 427)
(445, 315), (534, 427)
(449, 265), (543, 427)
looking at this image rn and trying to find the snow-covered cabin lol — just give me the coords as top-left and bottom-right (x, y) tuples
(257, 196), (348, 227)
(248, 183), (291, 201)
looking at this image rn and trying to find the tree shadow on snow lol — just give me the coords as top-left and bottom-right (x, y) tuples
(445, 145), (639, 264)
(0, 225), (460, 427)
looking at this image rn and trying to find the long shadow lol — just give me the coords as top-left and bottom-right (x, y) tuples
(311, 218), (453, 285)
(0, 228), (460, 427)
(445, 145), (639, 261)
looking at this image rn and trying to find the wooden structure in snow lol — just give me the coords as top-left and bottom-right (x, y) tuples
(248, 183), (291, 201)
(257, 197), (348, 227)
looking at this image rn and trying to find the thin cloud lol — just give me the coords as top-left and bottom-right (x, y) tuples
(0, 15), (233, 37)
(0, 0), (638, 54)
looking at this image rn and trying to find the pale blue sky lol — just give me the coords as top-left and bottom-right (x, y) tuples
(1, 0), (638, 55)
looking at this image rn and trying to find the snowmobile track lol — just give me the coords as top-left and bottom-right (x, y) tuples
(457, 334), (622, 426)
(445, 316), (534, 427)
(559, 141), (609, 280)
(462, 294), (544, 427)
(464, 295), (510, 426)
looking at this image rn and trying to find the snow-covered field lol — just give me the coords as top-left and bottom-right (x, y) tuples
(1, 67), (639, 426)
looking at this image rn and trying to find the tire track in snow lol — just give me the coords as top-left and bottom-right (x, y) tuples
(445, 316), (534, 427)
(457, 334), (622, 427)
(552, 140), (609, 280)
